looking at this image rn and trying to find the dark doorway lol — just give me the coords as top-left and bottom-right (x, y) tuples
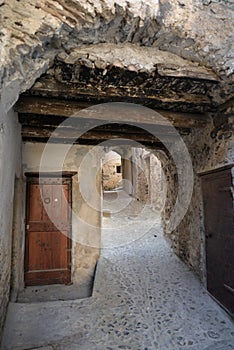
(201, 166), (234, 316)
(116, 165), (122, 174)
(25, 176), (72, 286)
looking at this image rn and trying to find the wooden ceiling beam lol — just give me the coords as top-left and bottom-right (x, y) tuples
(19, 118), (190, 136)
(22, 135), (167, 150)
(15, 96), (209, 129)
(21, 125), (175, 144)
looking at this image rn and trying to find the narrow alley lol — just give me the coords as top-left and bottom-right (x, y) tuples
(2, 191), (233, 350)
(1, 2), (234, 349)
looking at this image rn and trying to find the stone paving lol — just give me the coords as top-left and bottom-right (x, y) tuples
(1, 192), (234, 350)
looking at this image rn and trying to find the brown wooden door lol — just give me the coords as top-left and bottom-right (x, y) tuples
(25, 177), (71, 286)
(201, 166), (234, 315)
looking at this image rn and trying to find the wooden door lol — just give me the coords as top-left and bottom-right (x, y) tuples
(25, 176), (72, 286)
(201, 166), (234, 315)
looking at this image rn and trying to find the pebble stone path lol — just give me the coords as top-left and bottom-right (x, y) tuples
(1, 192), (234, 350)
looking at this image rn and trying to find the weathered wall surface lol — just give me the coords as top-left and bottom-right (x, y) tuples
(1, 0), (234, 87)
(132, 148), (150, 204)
(0, 9), (60, 333)
(157, 0), (234, 79)
(102, 151), (122, 191)
(10, 176), (25, 302)
(159, 113), (234, 279)
(149, 153), (166, 210)
(132, 148), (165, 209)
(22, 142), (101, 287)
(0, 108), (21, 336)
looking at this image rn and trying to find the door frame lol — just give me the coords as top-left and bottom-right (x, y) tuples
(24, 172), (75, 286)
(199, 164), (233, 177)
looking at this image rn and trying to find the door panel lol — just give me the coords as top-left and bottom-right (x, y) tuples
(27, 231), (69, 271)
(201, 167), (234, 315)
(25, 177), (71, 286)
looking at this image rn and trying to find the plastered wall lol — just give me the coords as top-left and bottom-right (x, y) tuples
(0, 108), (21, 336)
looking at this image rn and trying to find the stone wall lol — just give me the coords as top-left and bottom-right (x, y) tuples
(132, 148), (165, 209)
(148, 153), (165, 210)
(159, 112), (234, 279)
(1, 0), (234, 88)
(132, 148), (149, 203)
(102, 151), (122, 191)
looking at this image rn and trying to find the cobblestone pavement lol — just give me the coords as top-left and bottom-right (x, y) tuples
(1, 192), (234, 350)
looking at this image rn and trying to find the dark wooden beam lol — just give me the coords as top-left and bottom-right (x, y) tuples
(22, 136), (167, 150)
(16, 97), (90, 116)
(26, 72), (217, 113)
(19, 117), (190, 135)
(21, 125), (176, 144)
(15, 96), (209, 128)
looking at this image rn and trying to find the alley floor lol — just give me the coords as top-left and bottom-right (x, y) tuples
(1, 191), (234, 350)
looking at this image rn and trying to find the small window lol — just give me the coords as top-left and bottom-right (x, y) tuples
(116, 165), (122, 174)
